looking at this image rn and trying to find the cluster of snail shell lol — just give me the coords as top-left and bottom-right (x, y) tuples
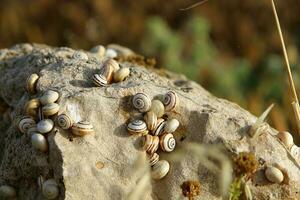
(92, 58), (130, 87)
(127, 91), (179, 180)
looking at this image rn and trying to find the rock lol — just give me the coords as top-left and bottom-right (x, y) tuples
(0, 43), (300, 200)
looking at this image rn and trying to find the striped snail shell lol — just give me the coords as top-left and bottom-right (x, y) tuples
(0, 185), (16, 198)
(163, 91), (178, 112)
(56, 113), (73, 129)
(72, 51), (88, 61)
(103, 58), (120, 72)
(141, 135), (159, 154)
(153, 118), (166, 136)
(27, 125), (39, 137)
(42, 103), (59, 116)
(148, 153), (159, 166)
(42, 179), (59, 199)
(277, 131), (294, 149)
(26, 73), (39, 94)
(150, 100), (165, 118)
(71, 121), (94, 136)
(144, 111), (157, 131)
(160, 133), (176, 152)
(93, 74), (108, 87)
(99, 61), (114, 84)
(127, 119), (147, 135)
(132, 93), (151, 113)
(31, 133), (48, 152)
(24, 98), (40, 117)
(40, 90), (59, 105)
(37, 119), (54, 134)
(18, 116), (36, 134)
(151, 160), (170, 180)
(164, 119), (179, 133)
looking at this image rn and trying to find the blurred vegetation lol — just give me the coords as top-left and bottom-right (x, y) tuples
(1, 0), (300, 139)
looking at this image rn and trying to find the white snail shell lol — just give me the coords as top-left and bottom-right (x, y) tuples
(107, 44), (134, 56)
(0, 185), (16, 198)
(18, 116), (36, 134)
(37, 119), (54, 134)
(42, 103), (59, 116)
(151, 160), (170, 180)
(163, 91), (178, 112)
(290, 145), (300, 160)
(113, 67), (130, 82)
(150, 100), (165, 118)
(127, 119), (147, 135)
(26, 73), (39, 94)
(24, 98), (40, 117)
(132, 93), (151, 113)
(71, 121), (94, 136)
(31, 133), (48, 152)
(90, 45), (106, 58)
(40, 90), (59, 105)
(153, 118), (166, 136)
(56, 113), (73, 129)
(42, 179), (59, 199)
(72, 51), (88, 61)
(104, 58), (120, 72)
(160, 133), (176, 152)
(105, 48), (118, 58)
(265, 166), (284, 184)
(277, 131), (294, 149)
(142, 135), (159, 154)
(164, 119), (179, 133)
(144, 111), (157, 131)
(148, 153), (159, 166)
(93, 74), (108, 87)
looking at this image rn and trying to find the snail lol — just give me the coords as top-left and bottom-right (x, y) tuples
(290, 145), (300, 160)
(277, 131), (294, 149)
(153, 118), (166, 136)
(93, 74), (108, 87)
(18, 116), (36, 134)
(37, 119), (54, 134)
(132, 93), (151, 113)
(105, 48), (118, 58)
(72, 51), (88, 61)
(71, 121), (94, 136)
(90, 45), (106, 58)
(163, 91), (178, 112)
(42, 103), (59, 116)
(42, 179), (59, 199)
(26, 73), (39, 94)
(148, 153), (159, 166)
(164, 119), (179, 133)
(56, 113), (73, 129)
(127, 119), (148, 135)
(99, 61), (114, 84)
(113, 67), (130, 82)
(144, 111), (157, 131)
(150, 100), (165, 118)
(40, 90), (59, 105)
(31, 133), (48, 152)
(24, 98), (40, 117)
(103, 58), (120, 73)
(151, 160), (170, 180)
(160, 133), (176, 152)
(141, 135), (159, 154)
(0, 185), (16, 198)
(265, 166), (284, 184)
(27, 125), (39, 137)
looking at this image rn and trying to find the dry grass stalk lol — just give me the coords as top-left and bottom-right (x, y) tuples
(270, 0), (300, 134)
(180, 0), (209, 11)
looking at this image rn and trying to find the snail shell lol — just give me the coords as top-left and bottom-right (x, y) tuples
(0, 185), (16, 198)
(26, 73), (39, 94)
(27, 125), (39, 137)
(141, 135), (159, 154)
(153, 118), (166, 136)
(151, 160), (170, 180)
(93, 74), (108, 86)
(37, 119), (54, 134)
(25, 98), (40, 117)
(144, 111), (157, 131)
(105, 48), (118, 58)
(42, 103), (59, 116)
(104, 58), (120, 72)
(40, 90), (59, 105)
(99, 60), (115, 84)
(277, 131), (294, 149)
(163, 91), (178, 112)
(265, 166), (284, 184)
(132, 93), (151, 113)
(164, 119), (179, 133)
(290, 145), (300, 160)
(56, 113), (73, 129)
(42, 179), (59, 199)
(71, 121), (94, 136)
(150, 100), (165, 118)
(31, 133), (48, 152)
(18, 116), (36, 134)
(160, 133), (176, 152)
(72, 51), (88, 61)
(90, 45), (106, 58)
(113, 67), (130, 82)
(127, 119), (147, 135)
(148, 153), (159, 166)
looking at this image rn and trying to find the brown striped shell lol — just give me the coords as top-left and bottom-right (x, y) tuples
(132, 93), (151, 113)
(153, 118), (166, 136)
(99, 61), (114, 84)
(144, 111), (157, 131)
(56, 113), (73, 130)
(71, 121), (94, 136)
(93, 74), (108, 87)
(127, 119), (147, 135)
(160, 133), (176, 152)
(141, 135), (159, 154)
(148, 153), (159, 166)
(18, 116), (36, 134)
(163, 91), (178, 112)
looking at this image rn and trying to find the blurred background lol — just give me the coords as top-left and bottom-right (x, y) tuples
(1, 0), (300, 140)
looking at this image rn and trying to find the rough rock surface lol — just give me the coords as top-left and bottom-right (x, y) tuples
(0, 44), (300, 200)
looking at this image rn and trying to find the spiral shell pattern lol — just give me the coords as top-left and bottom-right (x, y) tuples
(163, 91), (178, 112)
(153, 118), (166, 136)
(127, 119), (147, 134)
(93, 74), (108, 86)
(132, 93), (151, 113)
(148, 153), (159, 166)
(72, 51), (88, 61)
(18, 116), (36, 134)
(56, 113), (73, 129)
(71, 121), (94, 136)
(142, 135), (159, 154)
(160, 133), (176, 152)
